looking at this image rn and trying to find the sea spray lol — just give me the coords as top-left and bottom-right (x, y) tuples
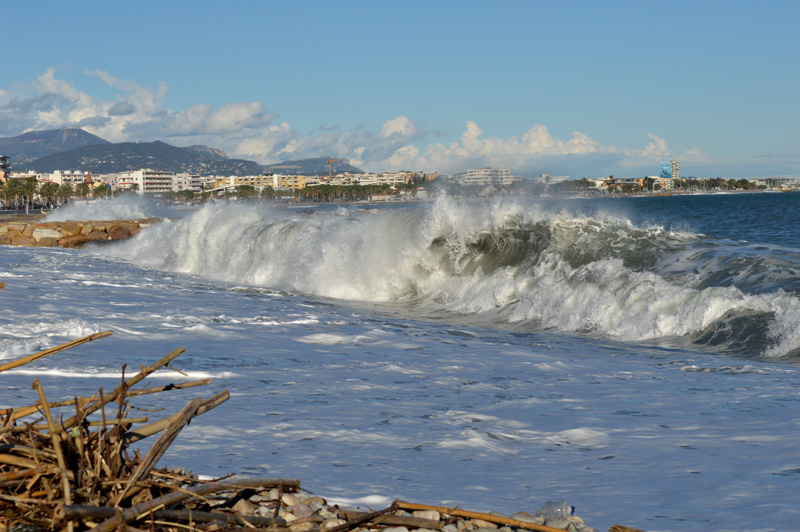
(94, 196), (800, 358)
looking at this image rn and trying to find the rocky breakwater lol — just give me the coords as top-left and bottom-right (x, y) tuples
(0, 218), (161, 248)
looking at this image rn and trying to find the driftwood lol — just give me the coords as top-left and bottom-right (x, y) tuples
(0, 333), (642, 532)
(397, 501), (568, 532)
(0, 336), (248, 531)
(0, 331), (112, 373)
(337, 509), (443, 530)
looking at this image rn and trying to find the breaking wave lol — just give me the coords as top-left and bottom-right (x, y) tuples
(97, 196), (800, 359)
(44, 195), (181, 222)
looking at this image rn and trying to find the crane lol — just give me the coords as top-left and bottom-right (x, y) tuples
(327, 158), (339, 178)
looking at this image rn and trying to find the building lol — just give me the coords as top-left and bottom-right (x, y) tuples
(0, 156), (8, 181)
(118, 169), (174, 194)
(532, 174), (570, 185)
(172, 173), (204, 192)
(455, 167), (517, 187)
(275, 174), (306, 190)
(45, 170), (91, 186)
(660, 158), (680, 180)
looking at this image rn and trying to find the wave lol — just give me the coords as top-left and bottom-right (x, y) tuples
(44, 195), (182, 222)
(98, 196), (800, 359)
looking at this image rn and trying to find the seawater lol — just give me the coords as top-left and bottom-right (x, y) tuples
(3, 192), (800, 532)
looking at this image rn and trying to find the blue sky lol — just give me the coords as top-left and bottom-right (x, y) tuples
(1, 0), (798, 178)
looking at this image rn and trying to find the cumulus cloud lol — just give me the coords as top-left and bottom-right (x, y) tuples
(1, 68), (697, 176)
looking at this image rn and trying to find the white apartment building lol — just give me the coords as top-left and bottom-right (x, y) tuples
(455, 167), (517, 187)
(44, 170), (90, 186)
(172, 173), (204, 192)
(118, 169), (174, 194)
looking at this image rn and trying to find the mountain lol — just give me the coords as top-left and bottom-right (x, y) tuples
(5, 127), (364, 176)
(262, 157), (363, 176)
(0, 127), (109, 163)
(15, 140), (265, 176)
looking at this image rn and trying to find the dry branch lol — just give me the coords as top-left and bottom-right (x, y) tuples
(397, 501), (568, 532)
(0, 331), (112, 373)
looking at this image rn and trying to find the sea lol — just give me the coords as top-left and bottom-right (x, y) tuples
(2, 191), (800, 532)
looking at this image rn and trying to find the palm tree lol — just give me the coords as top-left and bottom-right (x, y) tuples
(22, 176), (38, 213)
(76, 182), (91, 200)
(2, 179), (24, 211)
(57, 183), (74, 204)
(94, 183), (110, 198)
(39, 182), (59, 209)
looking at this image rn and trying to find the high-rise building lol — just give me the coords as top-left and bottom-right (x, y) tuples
(660, 158), (680, 180)
(0, 155), (8, 181)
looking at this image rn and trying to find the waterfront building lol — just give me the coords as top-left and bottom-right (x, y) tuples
(45, 170), (90, 186)
(0, 156), (8, 181)
(172, 173), (204, 192)
(532, 174), (570, 185)
(454, 167), (517, 187)
(660, 158), (680, 180)
(118, 169), (174, 194)
(275, 174), (306, 190)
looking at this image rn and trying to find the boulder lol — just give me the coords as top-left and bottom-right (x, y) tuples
(59, 234), (90, 248)
(32, 228), (63, 242)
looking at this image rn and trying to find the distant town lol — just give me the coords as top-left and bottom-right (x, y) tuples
(0, 152), (796, 213)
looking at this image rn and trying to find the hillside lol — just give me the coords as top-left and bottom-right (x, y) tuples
(4, 127), (364, 176)
(15, 140), (265, 176)
(263, 157), (363, 176)
(0, 127), (109, 163)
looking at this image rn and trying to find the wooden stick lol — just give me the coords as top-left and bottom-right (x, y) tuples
(113, 397), (202, 505)
(33, 378), (73, 532)
(29, 417), (149, 431)
(54, 347), (187, 432)
(123, 390), (229, 444)
(0, 331), (112, 373)
(62, 505), (288, 527)
(337, 510), (443, 530)
(325, 501), (398, 532)
(85, 477), (300, 532)
(396, 502), (567, 532)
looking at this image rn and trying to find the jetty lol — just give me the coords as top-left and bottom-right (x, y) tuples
(0, 218), (161, 248)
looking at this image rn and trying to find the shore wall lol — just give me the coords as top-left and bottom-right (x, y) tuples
(0, 219), (162, 248)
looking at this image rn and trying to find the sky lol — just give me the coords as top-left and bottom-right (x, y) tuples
(1, 0), (798, 179)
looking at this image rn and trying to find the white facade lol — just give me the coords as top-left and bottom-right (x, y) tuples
(118, 169), (174, 194)
(455, 167), (516, 187)
(45, 170), (90, 186)
(172, 173), (204, 192)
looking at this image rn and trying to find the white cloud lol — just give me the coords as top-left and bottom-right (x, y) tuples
(1, 68), (708, 177)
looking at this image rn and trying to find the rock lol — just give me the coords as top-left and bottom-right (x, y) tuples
(470, 520), (497, 529)
(10, 236), (36, 246)
(413, 510), (440, 521)
(107, 224), (131, 240)
(59, 234), (90, 248)
(291, 503), (315, 519)
(32, 228), (62, 242)
(289, 522), (316, 532)
(510, 513), (545, 525)
(59, 222), (81, 237)
(443, 525), (459, 532)
(303, 496), (327, 507)
(282, 493), (300, 507)
(36, 237), (60, 247)
(545, 517), (570, 530)
(87, 231), (110, 241)
(233, 499), (257, 516)
(382, 527), (409, 532)
(322, 519), (346, 530)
